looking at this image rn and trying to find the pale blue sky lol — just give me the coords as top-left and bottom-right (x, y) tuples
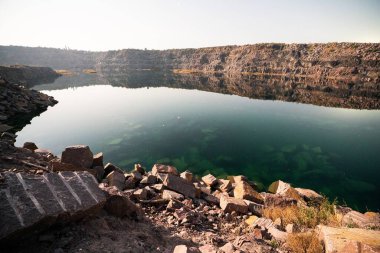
(0, 0), (379, 51)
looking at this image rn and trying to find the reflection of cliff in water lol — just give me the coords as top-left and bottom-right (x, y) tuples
(99, 69), (380, 109)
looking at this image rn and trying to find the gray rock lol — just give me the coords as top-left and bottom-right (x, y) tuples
(0, 171), (105, 242)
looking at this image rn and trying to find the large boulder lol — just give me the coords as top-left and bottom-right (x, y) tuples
(163, 174), (196, 198)
(233, 181), (264, 204)
(0, 171), (106, 242)
(318, 225), (380, 253)
(61, 145), (93, 168)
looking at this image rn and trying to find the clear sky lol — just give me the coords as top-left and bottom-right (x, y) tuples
(0, 0), (379, 51)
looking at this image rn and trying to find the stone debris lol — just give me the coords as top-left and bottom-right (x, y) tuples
(1, 141), (379, 253)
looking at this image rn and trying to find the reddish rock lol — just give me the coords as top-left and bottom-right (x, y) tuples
(140, 174), (157, 185)
(202, 174), (218, 187)
(92, 152), (103, 167)
(203, 194), (220, 205)
(216, 179), (232, 192)
(219, 195), (248, 214)
(162, 189), (184, 200)
(173, 245), (200, 253)
(103, 163), (124, 177)
(92, 166), (104, 182)
(163, 174), (196, 198)
(133, 163), (145, 175)
(133, 188), (148, 200)
(342, 211), (380, 229)
(244, 199), (264, 216)
(180, 170), (193, 183)
(233, 181), (264, 204)
(152, 164), (178, 176)
(198, 244), (217, 253)
(61, 145), (93, 168)
(102, 187), (143, 220)
(261, 192), (297, 207)
(106, 170), (125, 191)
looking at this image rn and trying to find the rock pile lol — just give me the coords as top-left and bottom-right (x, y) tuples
(1, 141), (380, 252)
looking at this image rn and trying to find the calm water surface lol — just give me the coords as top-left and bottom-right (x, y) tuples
(16, 77), (380, 211)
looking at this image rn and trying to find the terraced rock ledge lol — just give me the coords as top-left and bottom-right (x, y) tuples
(0, 136), (379, 253)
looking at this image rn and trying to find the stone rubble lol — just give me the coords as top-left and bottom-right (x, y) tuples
(1, 141), (380, 252)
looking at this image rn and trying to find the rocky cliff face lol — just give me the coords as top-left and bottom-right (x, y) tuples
(97, 43), (380, 83)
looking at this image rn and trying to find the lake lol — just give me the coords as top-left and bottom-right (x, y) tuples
(15, 73), (380, 211)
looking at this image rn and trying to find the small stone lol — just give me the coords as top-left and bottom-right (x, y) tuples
(220, 195), (248, 214)
(134, 163), (145, 174)
(140, 174), (157, 185)
(243, 199), (264, 216)
(104, 163), (124, 177)
(245, 215), (258, 226)
(152, 164), (178, 175)
(234, 181), (264, 204)
(106, 170), (125, 191)
(285, 223), (294, 233)
(23, 142), (38, 151)
(219, 242), (234, 253)
(180, 170), (193, 182)
(198, 244), (217, 253)
(133, 188), (148, 200)
(92, 152), (103, 167)
(202, 174), (218, 187)
(162, 189), (184, 200)
(151, 183), (164, 192)
(216, 179), (232, 192)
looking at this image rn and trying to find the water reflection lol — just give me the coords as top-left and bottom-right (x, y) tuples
(34, 70), (380, 109)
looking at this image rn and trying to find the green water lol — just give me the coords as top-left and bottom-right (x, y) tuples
(16, 82), (380, 211)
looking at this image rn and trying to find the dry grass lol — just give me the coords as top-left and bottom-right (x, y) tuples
(55, 69), (74, 76)
(286, 232), (324, 253)
(263, 198), (339, 229)
(82, 69), (97, 74)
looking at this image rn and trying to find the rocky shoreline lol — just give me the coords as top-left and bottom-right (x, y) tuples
(1, 135), (380, 253)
